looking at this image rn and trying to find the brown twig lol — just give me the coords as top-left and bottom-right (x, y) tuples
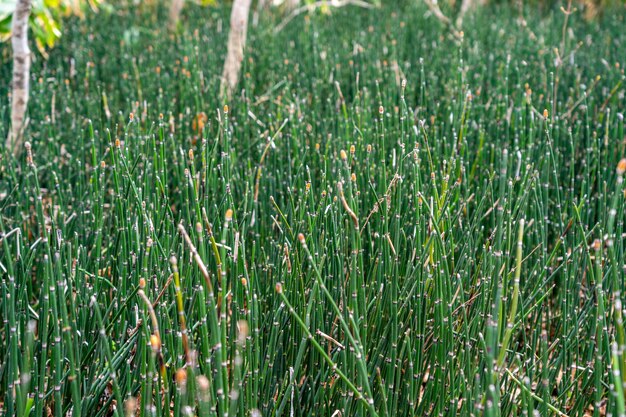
(178, 223), (213, 292)
(423, 0), (462, 40)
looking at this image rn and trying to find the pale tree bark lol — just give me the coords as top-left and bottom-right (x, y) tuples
(455, 0), (473, 28)
(168, 0), (184, 30)
(285, 0), (300, 11)
(6, 0), (32, 156)
(220, 0), (252, 100)
(252, 0), (269, 27)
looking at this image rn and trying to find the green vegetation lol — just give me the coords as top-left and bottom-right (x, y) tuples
(0, 0), (108, 54)
(1, 1), (626, 416)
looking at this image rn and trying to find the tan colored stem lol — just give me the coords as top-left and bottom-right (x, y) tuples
(337, 181), (359, 229)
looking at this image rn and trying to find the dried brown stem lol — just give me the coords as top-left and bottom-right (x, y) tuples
(337, 181), (359, 229)
(178, 223), (213, 293)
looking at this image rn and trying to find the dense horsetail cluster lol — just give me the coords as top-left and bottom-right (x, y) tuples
(1, 1), (626, 416)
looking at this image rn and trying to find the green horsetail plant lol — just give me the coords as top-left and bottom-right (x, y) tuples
(1, 2), (626, 416)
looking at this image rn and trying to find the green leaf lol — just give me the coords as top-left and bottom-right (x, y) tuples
(0, 15), (12, 36)
(22, 397), (34, 417)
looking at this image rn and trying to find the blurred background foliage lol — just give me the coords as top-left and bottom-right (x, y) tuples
(0, 0), (108, 55)
(0, 0), (624, 56)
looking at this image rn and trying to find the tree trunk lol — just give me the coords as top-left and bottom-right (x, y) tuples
(252, 0), (268, 27)
(455, 0), (473, 28)
(285, 0), (300, 11)
(169, 0), (184, 31)
(220, 0), (252, 100)
(6, 0), (32, 156)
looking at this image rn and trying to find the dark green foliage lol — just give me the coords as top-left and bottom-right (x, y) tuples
(1, 2), (626, 416)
